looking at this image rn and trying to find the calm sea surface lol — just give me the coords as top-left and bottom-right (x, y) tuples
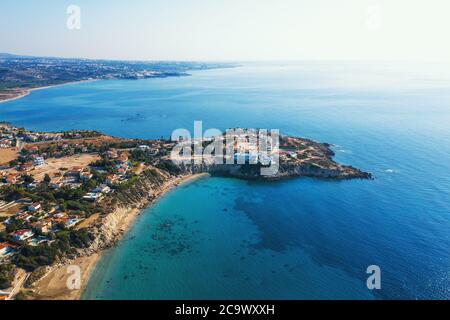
(1, 62), (449, 299)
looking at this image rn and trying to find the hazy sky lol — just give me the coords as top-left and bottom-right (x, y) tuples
(1, 0), (450, 61)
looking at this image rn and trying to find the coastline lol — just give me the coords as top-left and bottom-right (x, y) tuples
(0, 79), (98, 104)
(0, 90), (30, 104)
(30, 172), (209, 300)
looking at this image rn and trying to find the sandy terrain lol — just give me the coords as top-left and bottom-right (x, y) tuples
(1, 153), (101, 182)
(0, 147), (18, 165)
(74, 213), (100, 230)
(132, 162), (147, 175)
(0, 202), (21, 217)
(32, 254), (100, 300)
(23, 135), (125, 151)
(27, 154), (100, 182)
(31, 173), (209, 300)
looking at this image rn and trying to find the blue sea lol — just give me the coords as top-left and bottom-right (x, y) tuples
(1, 62), (449, 299)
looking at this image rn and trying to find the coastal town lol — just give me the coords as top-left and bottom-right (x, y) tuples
(0, 122), (371, 300)
(0, 53), (235, 103)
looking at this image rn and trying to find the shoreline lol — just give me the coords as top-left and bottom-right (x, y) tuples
(0, 79), (98, 104)
(30, 172), (209, 300)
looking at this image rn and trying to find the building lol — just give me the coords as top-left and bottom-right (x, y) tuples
(12, 229), (34, 242)
(66, 217), (83, 228)
(24, 134), (38, 142)
(32, 220), (52, 233)
(50, 182), (63, 189)
(0, 242), (16, 256)
(0, 242), (9, 256)
(52, 212), (68, 219)
(28, 203), (42, 212)
(0, 139), (12, 148)
(51, 217), (70, 229)
(32, 156), (45, 166)
(83, 193), (103, 202)
(5, 174), (20, 184)
(15, 212), (33, 222)
(93, 184), (111, 194)
(288, 152), (297, 158)
(19, 162), (34, 171)
(116, 163), (129, 175)
(61, 176), (77, 184)
(106, 149), (118, 159)
(26, 182), (38, 189)
(106, 174), (119, 186)
(67, 166), (84, 177)
(79, 171), (93, 180)
(137, 145), (150, 151)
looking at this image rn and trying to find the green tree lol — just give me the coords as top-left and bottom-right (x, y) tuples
(0, 264), (14, 290)
(23, 175), (35, 184)
(43, 174), (51, 183)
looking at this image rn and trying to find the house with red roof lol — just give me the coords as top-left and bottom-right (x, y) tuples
(0, 242), (17, 256)
(106, 174), (119, 186)
(12, 229), (34, 242)
(5, 173), (20, 184)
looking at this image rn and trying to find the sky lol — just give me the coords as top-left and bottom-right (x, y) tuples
(1, 0), (450, 62)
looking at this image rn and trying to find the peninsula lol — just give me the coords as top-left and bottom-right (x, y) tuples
(0, 123), (371, 300)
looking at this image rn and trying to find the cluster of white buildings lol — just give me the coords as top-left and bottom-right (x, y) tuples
(83, 184), (112, 202)
(0, 124), (15, 149)
(0, 124), (65, 149)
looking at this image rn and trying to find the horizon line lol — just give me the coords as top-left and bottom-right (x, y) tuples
(2, 52), (450, 64)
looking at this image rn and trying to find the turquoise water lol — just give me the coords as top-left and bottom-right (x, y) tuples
(1, 62), (449, 299)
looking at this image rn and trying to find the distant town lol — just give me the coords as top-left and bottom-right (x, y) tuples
(0, 53), (236, 102)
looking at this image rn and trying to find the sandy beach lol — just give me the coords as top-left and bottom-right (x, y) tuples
(31, 173), (209, 300)
(0, 90), (30, 104)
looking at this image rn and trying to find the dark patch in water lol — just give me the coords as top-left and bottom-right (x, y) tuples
(121, 113), (146, 122)
(138, 215), (199, 258)
(233, 196), (294, 252)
